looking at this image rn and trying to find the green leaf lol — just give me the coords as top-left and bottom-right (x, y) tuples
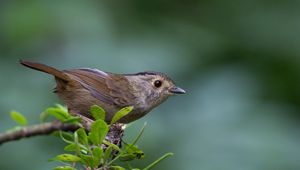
(64, 143), (77, 151)
(102, 140), (122, 152)
(64, 144), (88, 154)
(103, 145), (113, 162)
(120, 145), (144, 161)
(50, 154), (82, 162)
(119, 153), (138, 162)
(101, 142), (121, 165)
(80, 155), (94, 167)
(90, 105), (105, 120)
(40, 111), (49, 122)
(88, 119), (108, 145)
(10, 110), (27, 126)
(63, 116), (82, 124)
(126, 145), (144, 155)
(53, 166), (76, 170)
(118, 122), (147, 161)
(41, 105), (69, 122)
(92, 147), (103, 167)
(47, 108), (69, 122)
(110, 106), (133, 125)
(55, 131), (74, 144)
(92, 147), (103, 158)
(73, 129), (81, 155)
(55, 104), (68, 113)
(110, 166), (126, 170)
(143, 153), (174, 170)
(76, 128), (88, 145)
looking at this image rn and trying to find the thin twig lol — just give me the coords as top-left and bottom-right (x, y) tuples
(0, 121), (125, 147)
(0, 121), (79, 145)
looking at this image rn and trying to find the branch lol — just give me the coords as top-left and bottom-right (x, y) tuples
(0, 121), (79, 145)
(0, 121), (125, 146)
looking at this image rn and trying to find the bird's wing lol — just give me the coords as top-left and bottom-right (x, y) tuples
(106, 74), (136, 106)
(64, 68), (134, 106)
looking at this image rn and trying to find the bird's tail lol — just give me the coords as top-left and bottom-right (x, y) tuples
(20, 60), (69, 81)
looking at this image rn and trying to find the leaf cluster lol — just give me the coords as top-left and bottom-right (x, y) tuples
(7, 105), (173, 170)
(46, 105), (173, 170)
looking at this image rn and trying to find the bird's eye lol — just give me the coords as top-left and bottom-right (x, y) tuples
(154, 80), (162, 88)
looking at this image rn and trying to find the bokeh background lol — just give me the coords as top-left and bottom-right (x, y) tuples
(1, 1), (300, 169)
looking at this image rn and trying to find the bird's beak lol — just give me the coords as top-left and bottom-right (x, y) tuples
(169, 86), (186, 94)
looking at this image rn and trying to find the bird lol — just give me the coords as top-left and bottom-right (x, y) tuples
(20, 60), (185, 124)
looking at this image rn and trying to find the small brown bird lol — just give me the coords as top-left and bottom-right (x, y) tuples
(20, 60), (185, 123)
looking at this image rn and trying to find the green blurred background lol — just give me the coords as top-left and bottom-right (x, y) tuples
(1, 1), (300, 169)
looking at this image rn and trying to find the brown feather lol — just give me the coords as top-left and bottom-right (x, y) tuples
(20, 60), (69, 81)
(64, 69), (135, 107)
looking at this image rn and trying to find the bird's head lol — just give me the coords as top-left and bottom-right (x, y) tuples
(126, 71), (186, 109)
